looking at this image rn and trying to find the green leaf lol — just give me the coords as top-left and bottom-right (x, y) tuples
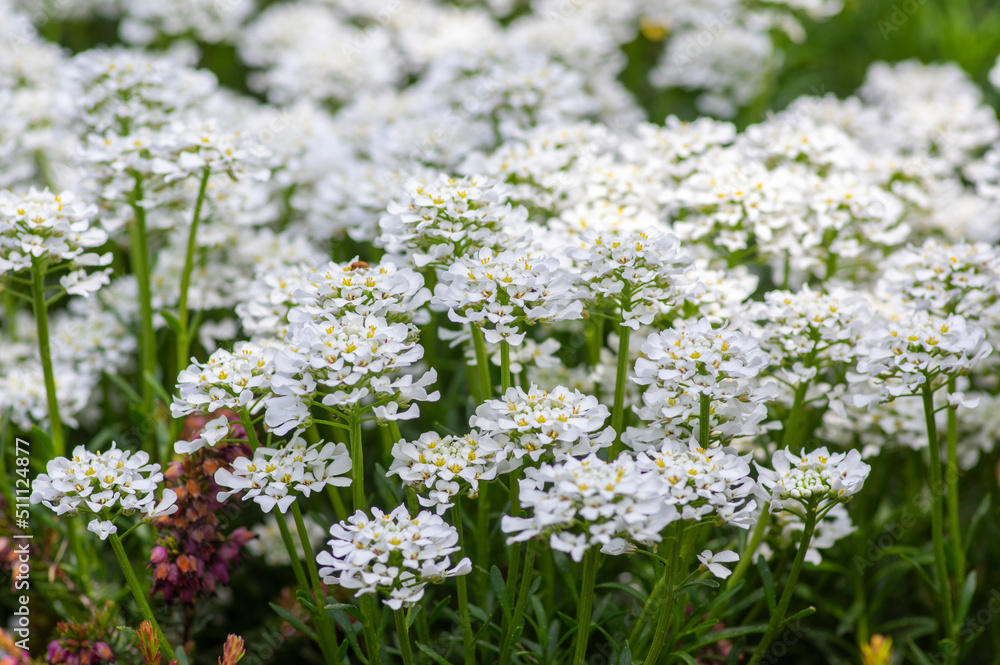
(784, 606), (817, 624)
(684, 624), (770, 652)
(491, 565), (511, 620)
(756, 555), (776, 612)
(325, 602), (363, 621)
(406, 602), (423, 629)
(963, 496), (991, 554)
(905, 638), (936, 665)
(955, 570), (977, 630)
(373, 462), (403, 507)
(160, 309), (183, 337)
(173, 647), (190, 665)
(295, 589), (318, 614)
(596, 581), (649, 603)
(677, 578), (719, 592)
(417, 642), (454, 665)
(675, 652), (699, 665)
(143, 371), (172, 408)
(617, 643), (633, 665)
(104, 371), (142, 405)
(269, 602), (318, 642)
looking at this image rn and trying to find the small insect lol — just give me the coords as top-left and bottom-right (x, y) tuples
(347, 260), (370, 271)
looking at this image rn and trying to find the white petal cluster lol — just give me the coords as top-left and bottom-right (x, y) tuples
(472, 384), (613, 464)
(388, 432), (505, 514)
(878, 239), (1000, 319)
(631, 319), (777, 443)
(756, 447), (870, 512)
(854, 312), (991, 403)
(215, 436), (352, 514)
(30, 443), (179, 539)
(751, 285), (872, 380)
(634, 439), (758, 528)
(171, 342), (275, 422)
(432, 248), (582, 345)
(0, 188), (108, 275)
(317, 505), (472, 610)
(501, 454), (674, 562)
(266, 312), (438, 434)
(570, 228), (691, 329)
(378, 174), (531, 269)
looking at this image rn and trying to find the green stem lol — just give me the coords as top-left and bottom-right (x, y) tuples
(109, 532), (177, 663)
(573, 548), (601, 665)
(275, 509), (309, 592)
(505, 471), (522, 607)
(30, 257), (64, 458)
(920, 382), (955, 646)
(128, 176), (157, 422)
(747, 508), (817, 665)
(292, 503), (342, 665)
(476, 484), (491, 607)
(642, 525), (682, 665)
(174, 167), (211, 378)
(452, 506), (476, 665)
(944, 377), (964, 584)
(349, 410), (366, 511)
(471, 325), (493, 400)
(500, 540), (537, 662)
(64, 520), (92, 596)
(727, 510), (770, 591)
(628, 566), (668, 647)
(500, 339), (512, 393)
(394, 609), (415, 665)
(783, 380), (810, 449)
(238, 408), (261, 449)
(361, 595), (383, 665)
(609, 324), (632, 457)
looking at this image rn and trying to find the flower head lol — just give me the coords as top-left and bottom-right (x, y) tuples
(317, 505), (472, 610)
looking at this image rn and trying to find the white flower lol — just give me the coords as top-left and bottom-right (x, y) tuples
(377, 173), (531, 269)
(500, 454), (674, 562)
(0, 188), (106, 273)
(388, 431), (505, 514)
(472, 384), (613, 464)
(570, 227), (691, 329)
(30, 442), (176, 530)
(854, 310), (991, 404)
(215, 435), (352, 513)
(756, 447), (871, 512)
(697, 549), (740, 579)
(317, 505), (472, 609)
(631, 318), (777, 444)
(171, 342), (276, 421)
(87, 520), (118, 541)
(432, 247), (582, 346)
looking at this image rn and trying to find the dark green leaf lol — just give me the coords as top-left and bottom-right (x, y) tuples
(757, 555), (776, 612)
(269, 602), (318, 641)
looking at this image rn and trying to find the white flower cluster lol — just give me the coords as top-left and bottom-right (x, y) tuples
(215, 436), (352, 514)
(317, 505), (472, 610)
(756, 447), (871, 512)
(0, 189), (110, 293)
(269, 312), (438, 433)
(30, 443), (179, 539)
(854, 312), (991, 405)
(171, 342), (275, 424)
(432, 248), (582, 345)
(634, 439), (758, 528)
(472, 385), (614, 464)
(378, 174), (531, 269)
(751, 286), (872, 385)
(501, 454), (674, 562)
(388, 432), (505, 514)
(570, 228), (691, 329)
(630, 318), (777, 445)
(877, 238), (1000, 319)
